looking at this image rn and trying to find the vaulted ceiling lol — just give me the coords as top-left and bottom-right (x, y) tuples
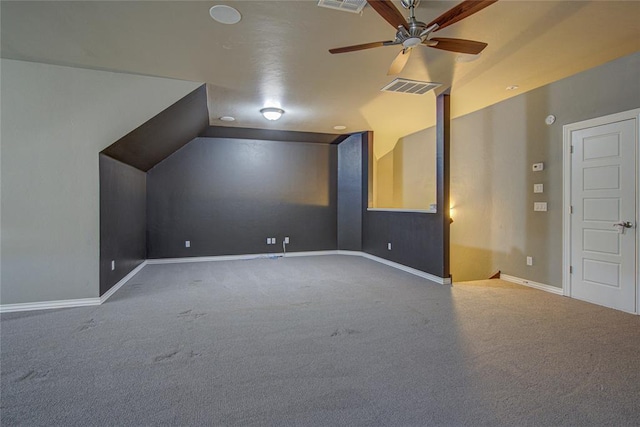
(2, 1), (639, 157)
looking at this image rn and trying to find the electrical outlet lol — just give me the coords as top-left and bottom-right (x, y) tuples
(284, 237), (290, 244)
(111, 260), (115, 271)
(387, 242), (392, 250)
(533, 183), (544, 193)
(526, 256), (533, 266)
(266, 238), (272, 245)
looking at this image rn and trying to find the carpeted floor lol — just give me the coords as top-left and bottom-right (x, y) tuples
(1, 255), (639, 426)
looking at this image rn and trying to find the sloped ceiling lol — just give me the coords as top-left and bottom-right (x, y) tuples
(2, 1), (639, 158)
(102, 85), (209, 172)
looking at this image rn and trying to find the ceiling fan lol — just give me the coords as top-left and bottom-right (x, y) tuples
(329, 0), (497, 75)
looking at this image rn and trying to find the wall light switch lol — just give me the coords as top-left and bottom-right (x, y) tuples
(387, 242), (392, 250)
(272, 238), (276, 244)
(533, 183), (544, 193)
(534, 202), (548, 212)
(185, 240), (191, 248)
(111, 260), (115, 271)
(532, 162), (544, 171)
(266, 238), (270, 244)
(526, 256), (533, 266)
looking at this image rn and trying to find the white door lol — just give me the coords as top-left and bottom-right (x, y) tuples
(569, 117), (637, 313)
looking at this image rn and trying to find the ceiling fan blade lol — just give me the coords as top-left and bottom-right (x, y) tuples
(388, 49), (411, 75)
(329, 41), (394, 54)
(366, 0), (409, 30)
(426, 37), (488, 54)
(427, 0), (498, 32)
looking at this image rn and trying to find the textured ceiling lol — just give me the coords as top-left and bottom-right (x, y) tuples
(2, 1), (639, 157)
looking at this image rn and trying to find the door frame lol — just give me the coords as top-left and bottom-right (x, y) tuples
(562, 108), (640, 314)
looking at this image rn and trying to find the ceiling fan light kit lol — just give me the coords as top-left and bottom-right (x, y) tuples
(329, 0), (498, 75)
(260, 107), (285, 121)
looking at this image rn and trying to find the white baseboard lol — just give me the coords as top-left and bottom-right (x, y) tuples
(148, 250), (451, 285)
(147, 251), (342, 265)
(0, 297), (101, 314)
(146, 253), (280, 264)
(1, 251), (451, 313)
(283, 250), (340, 258)
(353, 252), (452, 285)
(100, 261), (147, 304)
(500, 274), (564, 295)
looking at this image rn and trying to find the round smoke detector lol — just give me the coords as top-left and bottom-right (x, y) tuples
(209, 5), (241, 25)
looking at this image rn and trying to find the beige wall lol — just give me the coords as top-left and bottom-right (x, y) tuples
(376, 150), (395, 208)
(450, 52), (640, 285)
(373, 127), (437, 210)
(0, 59), (199, 304)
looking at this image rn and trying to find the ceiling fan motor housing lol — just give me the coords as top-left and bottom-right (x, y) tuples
(397, 17), (431, 48)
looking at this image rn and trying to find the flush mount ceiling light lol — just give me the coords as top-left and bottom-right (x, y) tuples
(333, 125), (347, 130)
(219, 116), (235, 122)
(209, 5), (241, 24)
(260, 107), (284, 121)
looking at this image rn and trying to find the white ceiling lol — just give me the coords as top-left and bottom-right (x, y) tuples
(2, 0), (639, 157)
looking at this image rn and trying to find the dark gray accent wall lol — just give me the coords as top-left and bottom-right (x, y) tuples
(102, 85), (209, 171)
(358, 94), (451, 279)
(99, 154), (147, 296)
(147, 137), (338, 258)
(363, 210), (445, 275)
(337, 134), (363, 251)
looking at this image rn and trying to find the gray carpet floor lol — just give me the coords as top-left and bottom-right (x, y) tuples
(1, 255), (639, 426)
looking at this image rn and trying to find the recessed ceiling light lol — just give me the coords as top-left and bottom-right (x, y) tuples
(209, 5), (241, 25)
(333, 125), (347, 130)
(219, 116), (235, 122)
(506, 85), (520, 91)
(260, 107), (284, 121)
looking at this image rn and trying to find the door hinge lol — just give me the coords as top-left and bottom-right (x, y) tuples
(570, 145), (574, 154)
(570, 266), (573, 274)
(570, 206), (573, 214)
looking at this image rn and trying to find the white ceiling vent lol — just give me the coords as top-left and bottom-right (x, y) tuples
(381, 78), (442, 95)
(317, 0), (368, 14)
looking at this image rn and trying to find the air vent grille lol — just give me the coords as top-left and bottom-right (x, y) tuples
(317, 0), (368, 14)
(381, 78), (441, 95)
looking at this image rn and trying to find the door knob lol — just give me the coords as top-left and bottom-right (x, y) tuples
(614, 221), (633, 228)
(613, 221), (634, 234)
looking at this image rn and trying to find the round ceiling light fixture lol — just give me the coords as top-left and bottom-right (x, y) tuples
(260, 107), (284, 121)
(333, 125), (347, 131)
(219, 116), (235, 122)
(209, 5), (241, 25)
